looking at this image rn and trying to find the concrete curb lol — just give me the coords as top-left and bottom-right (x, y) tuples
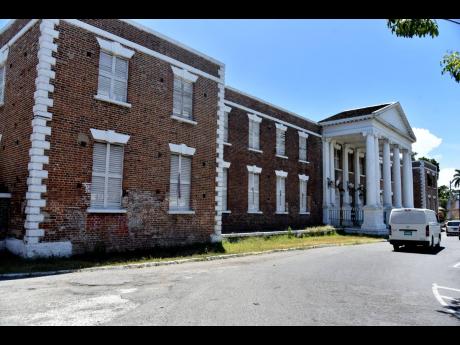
(0, 239), (386, 280)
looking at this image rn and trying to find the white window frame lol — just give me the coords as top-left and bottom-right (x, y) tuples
(95, 38), (134, 108)
(171, 66), (198, 124)
(276, 123), (287, 159)
(275, 170), (288, 214)
(87, 129), (130, 213)
(247, 165), (262, 213)
(168, 143), (196, 214)
(248, 113), (262, 152)
(299, 174), (309, 214)
(298, 131), (309, 163)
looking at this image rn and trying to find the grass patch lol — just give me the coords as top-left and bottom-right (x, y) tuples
(0, 226), (383, 275)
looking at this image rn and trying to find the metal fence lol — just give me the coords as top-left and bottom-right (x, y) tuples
(329, 208), (363, 228)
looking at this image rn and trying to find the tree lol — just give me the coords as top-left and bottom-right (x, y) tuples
(438, 185), (450, 209)
(453, 169), (460, 188)
(387, 19), (460, 83)
(418, 156), (440, 172)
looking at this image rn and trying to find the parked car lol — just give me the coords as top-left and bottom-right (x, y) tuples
(388, 208), (441, 251)
(446, 220), (460, 236)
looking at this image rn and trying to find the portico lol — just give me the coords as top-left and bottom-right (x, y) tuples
(319, 102), (417, 235)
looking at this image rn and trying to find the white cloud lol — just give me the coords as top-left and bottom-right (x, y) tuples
(439, 168), (457, 188)
(412, 128), (442, 158)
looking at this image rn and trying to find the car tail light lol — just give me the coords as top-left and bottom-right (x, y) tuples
(426, 225), (429, 237)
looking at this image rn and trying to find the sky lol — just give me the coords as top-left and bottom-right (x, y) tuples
(1, 19), (459, 186)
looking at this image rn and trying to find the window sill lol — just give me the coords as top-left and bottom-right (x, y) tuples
(222, 210), (231, 214)
(299, 160), (310, 164)
(223, 142), (232, 146)
(275, 211), (289, 215)
(94, 94), (132, 108)
(87, 208), (127, 214)
(276, 154), (288, 159)
(248, 211), (263, 214)
(248, 148), (263, 154)
(171, 115), (197, 125)
(168, 210), (196, 215)
(299, 212), (311, 215)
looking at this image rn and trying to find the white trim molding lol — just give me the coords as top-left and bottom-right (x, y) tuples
(275, 170), (288, 178)
(247, 165), (262, 174)
(171, 114), (198, 125)
(87, 208), (127, 214)
(94, 94), (132, 108)
(96, 37), (135, 59)
(171, 65), (199, 83)
(247, 113), (262, 123)
(90, 128), (131, 145)
(223, 105), (232, 113)
(222, 161), (231, 169)
(0, 47), (8, 65)
(298, 131), (309, 138)
(275, 123), (287, 131)
(169, 143), (196, 156)
(299, 174), (309, 181)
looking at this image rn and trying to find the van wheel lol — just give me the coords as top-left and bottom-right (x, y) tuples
(393, 244), (400, 251)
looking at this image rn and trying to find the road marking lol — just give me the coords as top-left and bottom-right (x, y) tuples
(435, 285), (460, 293)
(453, 262), (460, 268)
(439, 295), (457, 301)
(432, 283), (448, 306)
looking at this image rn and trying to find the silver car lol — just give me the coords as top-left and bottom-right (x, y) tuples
(446, 220), (460, 236)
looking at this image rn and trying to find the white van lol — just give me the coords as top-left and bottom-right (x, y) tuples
(388, 208), (441, 251)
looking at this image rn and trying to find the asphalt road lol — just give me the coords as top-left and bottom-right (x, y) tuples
(0, 233), (459, 325)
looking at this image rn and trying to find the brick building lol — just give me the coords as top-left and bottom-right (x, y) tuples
(0, 19), (423, 258)
(412, 159), (438, 212)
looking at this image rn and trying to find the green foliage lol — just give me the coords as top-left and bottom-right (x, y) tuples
(287, 226), (293, 238)
(453, 169), (460, 188)
(441, 51), (460, 83)
(418, 156), (440, 172)
(387, 19), (459, 84)
(387, 19), (439, 38)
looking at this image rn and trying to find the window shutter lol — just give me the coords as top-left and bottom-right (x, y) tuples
(281, 177), (286, 212)
(169, 154), (180, 209)
(223, 112), (229, 143)
(99, 51), (112, 73)
(276, 129), (285, 156)
(172, 77), (193, 119)
(0, 66), (4, 103)
(254, 173), (259, 211)
(300, 180), (307, 213)
(98, 52), (128, 103)
(179, 156), (192, 210)
(254, 122), (260, 150)
(106, 145), (124, 208)
(170, 154), (191, 211)
(182, 80), (193, 119)
(299, 136), (307, 161)
(91, 143), (107, 208)
(277, 177), (286, 212)
(114, 57), (128, 79)
(222, 168), (228, 211)
(248, 120), (253, 149)
(248, 172), (259, 212)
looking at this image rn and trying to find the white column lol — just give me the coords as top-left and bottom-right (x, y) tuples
(402, 148), (413, 208)
(364, 132), (377, 207)
(382, 139), (392, 208)
(329, 140), (336, 206)
(342, 144), (350, 208)
(375, 136), (381, 206)
(392, 145), (402, 208)
(354, 148), (361, 208)
(322, 139), (330, 224)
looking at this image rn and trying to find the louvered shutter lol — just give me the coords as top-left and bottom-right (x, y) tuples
(182, 80), (193, 119)
(281, 177), (286, 212)
(300, 180), (307, 213)
(248, 120), (254, 149)
(179, 156), (191, 210)
(173, 77), (183, 116)
(249, 120), (259, 150)
(106, 144), (124, 208)
(222, 168), (228, 211)
(91, 143), (108, 208)
(98, 52), (128, 102)
(248, 172), (256, 211)
(299, 136), (307, 161)
(169, 154), (180, 209)
(276, 129), (285, 156)
(0, 66), (4, 103)
(98, 51), (112, 97)
(253, 121), (260, 150)
(277, 177), (286, 212)
(223, 112), (229, 143)
(253, 173), (260, 211)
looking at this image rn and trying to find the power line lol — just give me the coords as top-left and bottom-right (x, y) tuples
(443, 19), (460, 26)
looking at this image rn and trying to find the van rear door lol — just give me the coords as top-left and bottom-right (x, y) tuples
(390, 209), (427, 241)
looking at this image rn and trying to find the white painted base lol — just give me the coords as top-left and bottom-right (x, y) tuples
(210, 234), (222, 243)
(5, 238), (72, 258)
(360, 206), (388, 235)
(322, 205), (330, 224)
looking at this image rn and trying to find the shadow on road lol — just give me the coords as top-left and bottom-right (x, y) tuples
(437, 298), (460, 321)
(394, 246), (445, 255)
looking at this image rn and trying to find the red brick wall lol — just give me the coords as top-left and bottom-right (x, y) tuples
(80, 20), (221, 78)
(0, 21), (40, 239)
(222, 88), (323, 232)
(39, 21), (219, 254)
